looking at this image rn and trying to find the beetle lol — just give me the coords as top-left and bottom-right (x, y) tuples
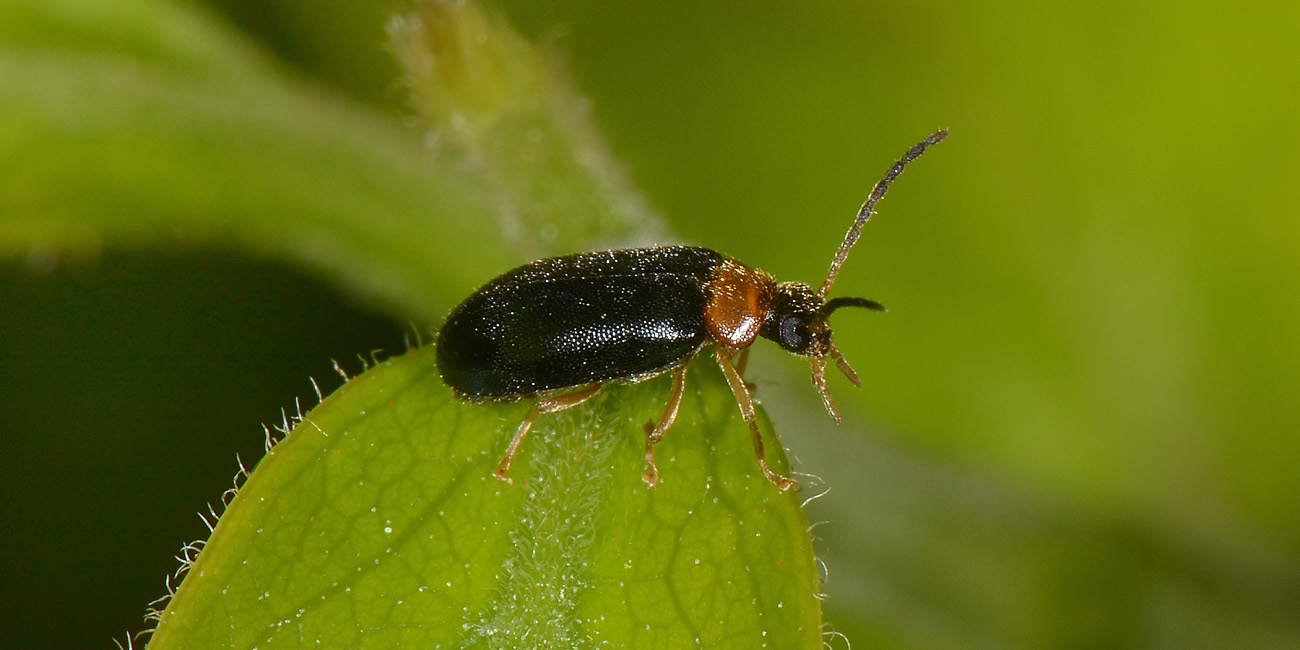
(436, 129), (947, 491)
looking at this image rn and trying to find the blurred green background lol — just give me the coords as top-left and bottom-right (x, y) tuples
(2, 0), (1298, 648)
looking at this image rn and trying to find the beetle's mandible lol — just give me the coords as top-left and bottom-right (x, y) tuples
(435, 129), (948, 491)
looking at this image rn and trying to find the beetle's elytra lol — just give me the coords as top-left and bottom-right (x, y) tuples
(436, 129), (948, 491)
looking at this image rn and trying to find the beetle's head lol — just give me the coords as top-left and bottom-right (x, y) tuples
(761, 281), (884, 422)
(759, 129), (945, 422)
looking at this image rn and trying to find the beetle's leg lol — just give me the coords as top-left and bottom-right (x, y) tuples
(810, 355), (840, 423)
(735, 346), (751, 377)
(494, 383), (603, 481)
(828, 344), (861, 387)
(734, 347), (756, 393)
(642, 366), (688, 487)
(715, 348), (797, 491)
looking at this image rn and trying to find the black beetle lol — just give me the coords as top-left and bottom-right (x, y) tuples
(436, 129), (947, 490)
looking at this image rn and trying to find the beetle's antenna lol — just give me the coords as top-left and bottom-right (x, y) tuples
(819, 296), (886, 319)
(817, 129), (949, 300)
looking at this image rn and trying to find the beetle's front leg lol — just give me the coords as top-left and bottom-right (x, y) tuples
(715, 348), (797, 491)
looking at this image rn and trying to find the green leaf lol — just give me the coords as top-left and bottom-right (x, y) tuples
(147, 347), (822, 649)
(0, 0), (504, 322)
(0, 0), (660, 323)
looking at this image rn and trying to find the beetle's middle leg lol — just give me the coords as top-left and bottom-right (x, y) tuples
(642, 366), (688, 487)
(734, 347), (757, 393)
(716, 348), (797, 491)
(494, 382), (603, 481)
(734, 346), (751, 377)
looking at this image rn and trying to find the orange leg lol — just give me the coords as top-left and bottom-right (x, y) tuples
(734, 346), (751, 377)
(716, 348), (797, 491)
(494, 383), (603, 481)
(734, 346), (757, 393)
(642, 366), (688, 487)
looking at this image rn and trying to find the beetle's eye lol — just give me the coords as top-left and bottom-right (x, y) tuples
(779, 316), (809, 352)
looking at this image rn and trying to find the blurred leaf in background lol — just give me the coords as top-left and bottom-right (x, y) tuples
(1, 0), (1298, 649)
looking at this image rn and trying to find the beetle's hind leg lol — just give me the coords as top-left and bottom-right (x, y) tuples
(494, 383), (603, 481)
(642, 366), (688, 487)
(716, 348), (797, 491)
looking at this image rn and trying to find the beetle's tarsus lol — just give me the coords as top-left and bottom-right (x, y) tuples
(492, 463), (512, 482)
(642, 457), (660, 487)
(759, 460), (798, 492)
